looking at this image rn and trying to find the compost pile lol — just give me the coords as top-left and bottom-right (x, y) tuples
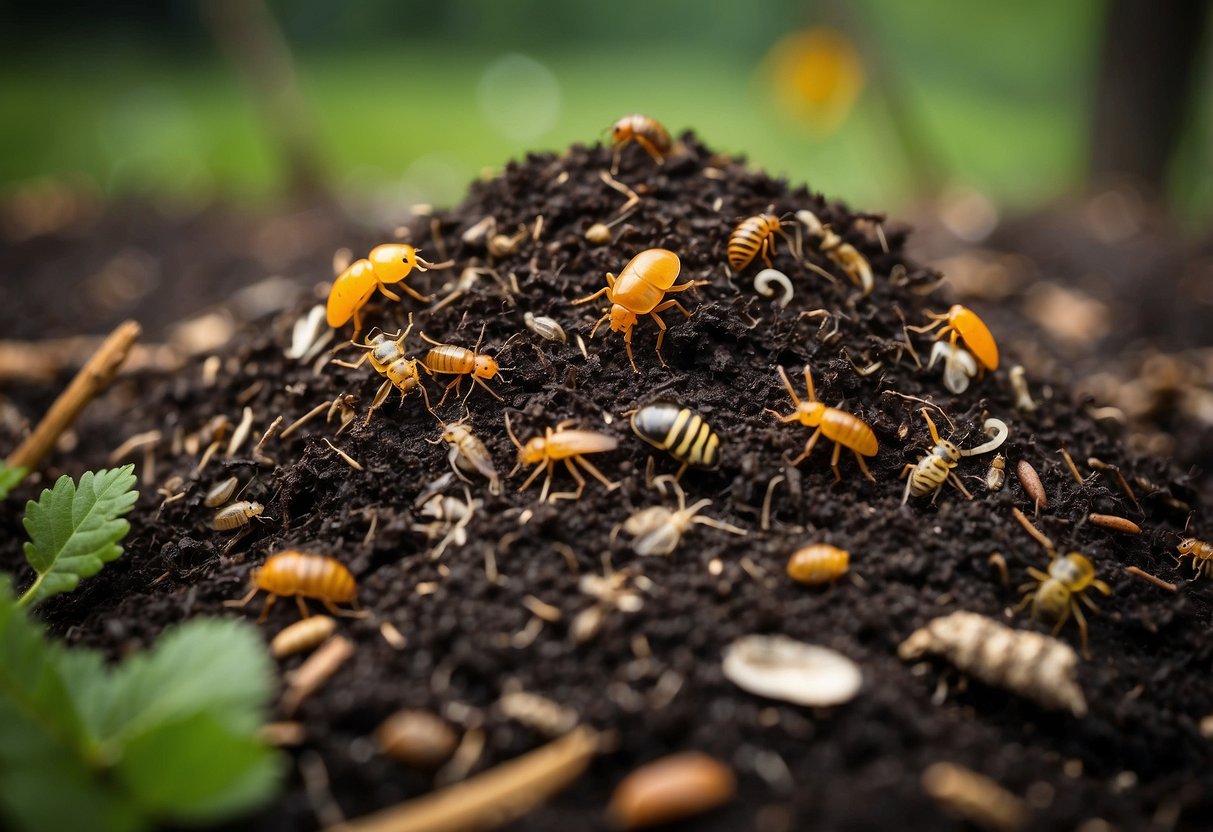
(2, 134), (1212, 831)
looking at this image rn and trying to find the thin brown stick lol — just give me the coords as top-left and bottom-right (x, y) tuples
(1124, 566), (1176, 593)
(1088, 457), (1143, 514)
(1089, 513), (1142, 535)
(6, 320), (141, 471)
(1057, 448), (1084, 484)
(1011, 507), (1054, 554)
(328, 726), (600, 832)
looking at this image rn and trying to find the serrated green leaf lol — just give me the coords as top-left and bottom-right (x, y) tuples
(18, 465), (137, 607)
(0, 464), (25, 500)
(116, 710), (281, 823)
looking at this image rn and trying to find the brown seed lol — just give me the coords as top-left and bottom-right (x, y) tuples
(609, 752), (735, 829)
(375, 709), (459, 769)
(1088, 513), (1141, 535)
(585, 223), (612, 246)
(786, 544), (849, 586)
(270, 615), (336, 657)
(1015, 460), (1047, 510)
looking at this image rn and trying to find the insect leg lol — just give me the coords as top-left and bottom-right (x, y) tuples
(1069, 601), (1091, 659)
(257, 593), (278, 624)
(854, 450), (875, 483)
(400, 282), (433, 303)
(549, 458), (587, 502)
(538, 460), (556, 504)
(576, 455), (620, 492)
(830, 441), (843, 482)
(632, 134), (666, 164)
(296, 596), (311, 619)
(789, 426), (823, 466)
(572, 286), (611, 305)
(517, 462), (547, 494)
(223, 586), (260, 608)
(378, 285), (402, 302)
(473, 376), (504, 401)
(760, 234), (774, 269)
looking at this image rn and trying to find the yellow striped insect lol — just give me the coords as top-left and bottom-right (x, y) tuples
(505, 413), (619, 503)
(419, 326), (504, 405)
(609, 114), (672, 171)
(900, 408), (963, 504)
(787, 544), (849, 586)
(630, 402), (720, 478)
(335, 314), (431, 422)
(766, 365), (878, 481)
(727, 213), (788, 272)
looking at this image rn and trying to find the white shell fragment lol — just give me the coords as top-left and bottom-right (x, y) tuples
(928, 341), (978, 394)
(753, 269), (793, 307)
(898, 611), (1087, 717)
(722, 634), (862, 707)
(286, 304), (329, 360)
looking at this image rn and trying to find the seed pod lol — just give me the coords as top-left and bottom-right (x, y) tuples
(271, 615), (337, 657)
(1015, 460), (1047, 510)
(204, 476), (239, 508)
(787, 544), (849, 585)
(1088, 513), (1141, 535)
(722, 634), (861, 706)
(523, 312), (567, 344)
(584, 223), (611, 245)
(375, 709), (459, 768)
(986, 454), (1006, 492)
(608, 752), (735, 829)
(898, 611), (1086, 716)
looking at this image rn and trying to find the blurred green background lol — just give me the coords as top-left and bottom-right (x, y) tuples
(1, 0), (1209, 225)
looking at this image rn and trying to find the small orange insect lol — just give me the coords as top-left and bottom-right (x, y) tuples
(335, 314), (431, 422)
(226, 550), (361, 623)
(727, 213), (788, 271)
(419, 326), (504, 404)
(505, 412), (620, 502)
(1176, 536), (1213, 579)
(787, 544), (850, 586)
(572, 248), (700, 372)
(327, 243), (450, 331)
(766, 365), (879, 481)
(609, 114), (672, 171)
(909, 304), (999, 373)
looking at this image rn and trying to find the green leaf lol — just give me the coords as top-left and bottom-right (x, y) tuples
(116, 711), (282, 823)
(18, 465), (137, 607)
(0, 463), (25, 500)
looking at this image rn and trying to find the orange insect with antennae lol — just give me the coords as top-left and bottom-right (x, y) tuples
(505, 412), (619, 503)
(609, 114), (672, 172)
(327, 243), (451, 331)
(333, 313), (432, 423)
(766, 365), (878, 481)
(909, 304), (999, 374)
(572, 248), (701, 373)
(419, 325), (505, 405)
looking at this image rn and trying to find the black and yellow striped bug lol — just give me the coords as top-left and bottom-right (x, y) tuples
(727, 213), (790, 272)
(630, 402), (720, 478)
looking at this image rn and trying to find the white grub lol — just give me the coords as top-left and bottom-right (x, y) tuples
(922, 762), (1029, 832)
(271, 615), (337, 657)
(619, 479), (746, 557)
(286, 305), (328, 360)
(928, 341), (979, 394)
(898, 611), (1087, 717)
(498, 690), (579, 737)
(722, 634), (862, 707)
(204, 476), (239, 507)
(524, 312), (568, 344)
(961, 418), (1010, 457)
(754, 269), (794, 307)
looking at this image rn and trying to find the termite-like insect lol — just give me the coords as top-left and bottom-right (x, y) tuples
(609, 114), (672, 171)
(419, 326), (504, 405)
(212, 500), (266, 531)
(795, 209), (873, 295)
(335, 314), (432, 422)
(766, 365), (878, 481)
(987, 454), (1006, 492)
(630, 402), (720, 478)
(204, 476), (239, 508)
(505, 412), (619, 503)
(226, 550), (361, 622)
(727, 213), (790, 272)
(1175, 516), (1213, 579)
(1013, 514), (1111, 659)
(786, 543), (850, 586)
(326, 243), (450, 331)
(615, 477), (746, 556)
(432, 416), (501, 495)
(909, 304), (1000, 382)
(572, 248), (700, 373)
(270, 615), (337, 657)
(901, 410), (1008, 504)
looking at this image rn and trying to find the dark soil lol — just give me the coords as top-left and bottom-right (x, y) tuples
(2, 135), (1212, 832)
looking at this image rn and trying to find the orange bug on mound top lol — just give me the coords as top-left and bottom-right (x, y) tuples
(225, 550), (364, 623)
(327, 243), (452, 331)
(609, 114), (672, 172)
(572, 248), (703, 373)
(909, 304), (999, 375)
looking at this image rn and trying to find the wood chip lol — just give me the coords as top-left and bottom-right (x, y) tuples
(380, 621), (407, 650)
(108, 430), (161, 463)
(1015, 460), (1047, 512)
(324, 438), (364, 471)
(521, 595), (562, 622)
(1124, 566), (1176, 593)
(282, 635), (355, 715)
(1088, 513), (1141, 535)
(329, 727), (599, 832)
(922, 762), (1029, 832)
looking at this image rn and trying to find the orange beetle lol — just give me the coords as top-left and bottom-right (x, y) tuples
(327, 244), (449, 331)
(910, 304), (999, 372)
(787, 544), (850, 586)
(419, 326), (504, 404)
(609, 114), (672, 171)
(505, 413), (620, 503)
(766, 365), (879, 481)
(572, 248), (700, 372)
(226, 550), (361, 622)
(727, 213), (787, 271)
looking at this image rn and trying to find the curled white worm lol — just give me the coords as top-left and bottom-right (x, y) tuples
(754, 269), (793, 307)
(961, 417), (1009, 457)
(929, 341), (978, 394)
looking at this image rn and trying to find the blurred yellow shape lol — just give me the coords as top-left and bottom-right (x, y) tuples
(767, 27), (865, 136)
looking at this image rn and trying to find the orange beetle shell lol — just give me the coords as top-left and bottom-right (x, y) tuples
(610, 115), (672, 156)
(611, 249), (682, 315)
(327, 259), (379, 327)
(787, 544), (850, 585)
(253, 551), (357, 604)
(819, 409), (878, 456)
(947, 305), (999, 371)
